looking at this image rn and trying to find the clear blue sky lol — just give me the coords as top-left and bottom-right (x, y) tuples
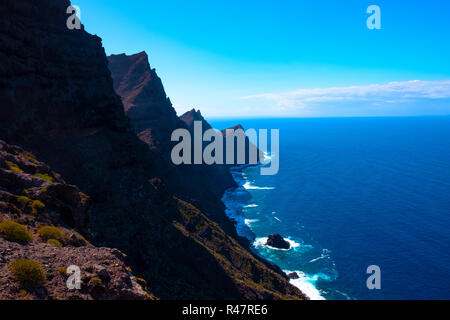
(74, 0), (450, 117)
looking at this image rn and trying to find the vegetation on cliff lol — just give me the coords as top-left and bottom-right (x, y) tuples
(0, 140), (154, 300)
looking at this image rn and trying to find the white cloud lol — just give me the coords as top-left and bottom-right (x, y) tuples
(243, 80), (450, 111)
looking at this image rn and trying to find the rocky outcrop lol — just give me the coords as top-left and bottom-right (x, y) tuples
(108, 52), (181, 153)
(220, 124), (246, 135)
(221, 124), (265, 165)
(0, 0), (304, 300)
(180, 109), (213, 131)
(0, 140), (153, 300)
(287, 272), (300, 280)
(266, 234), (291, 250)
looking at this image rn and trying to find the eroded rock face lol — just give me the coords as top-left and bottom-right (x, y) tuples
(108, 52), (181, 150)
(266, 234), (291, 250)
(0, 140), (153, 300)
(180, 109), (213, 131)
(107, 53), (239, 238)
(0, 0), (304, 300)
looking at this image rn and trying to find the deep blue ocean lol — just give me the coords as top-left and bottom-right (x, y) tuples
(210, 117), (450, 300)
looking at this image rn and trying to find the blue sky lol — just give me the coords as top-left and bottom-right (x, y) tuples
(74, 0), (450, 117)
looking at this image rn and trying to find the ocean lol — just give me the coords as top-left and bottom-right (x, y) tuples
(210, 116), (450, 300)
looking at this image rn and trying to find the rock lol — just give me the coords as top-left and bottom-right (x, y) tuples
(287, 272), (300, 280)
(94, 264), (110, 281)
(266, 234), (291, 249)
(180, 109), (213, 131)
(66, 233), (87, 247)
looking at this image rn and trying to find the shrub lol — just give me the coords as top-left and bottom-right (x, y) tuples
(18, 289), (28, 298)
(133, 276), (147, 286)
(34, 173), (55, 183)
(0, 220), (32, 242)
(57, 267), (67, 274)
(37, 226), (63, 241)
(5, 160), (23, 173)
(9, 259), (46, 287)
(79, 192), (89, 204)
(144, 292), (155, 300)
(31, 200), (45, 215)
(16, 196), (31, 208)
(46, 239), (62, 248)
(21, 152), (39, 164)
(89, 277), (103, 286)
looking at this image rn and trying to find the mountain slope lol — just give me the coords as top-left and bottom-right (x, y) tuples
(0, 140), (153, 300)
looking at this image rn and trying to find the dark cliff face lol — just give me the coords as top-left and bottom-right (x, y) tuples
(108, 52), (181, 152)
(0, 0), (304, 299)
(107, 53), (239, 238)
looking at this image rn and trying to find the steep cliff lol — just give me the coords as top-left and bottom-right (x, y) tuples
(182, 111), (264, 165)
(0, 0), (304, 299)
(108, 52), (181, 153)
(107, 53), (238, 238)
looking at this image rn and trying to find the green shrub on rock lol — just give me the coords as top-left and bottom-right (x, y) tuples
(9, 259), (46, 287)
(37, 226), (63, 241)
(16, 196), (31, 208)
(57, 267), (67, 274)
(89, 277), (103, 286)
(46, 239), (62, 248)
(0, 220), (32, 242)
(31, 200), (45, 215)
(34, 173), (55, 183)
(5, 160), (23, 173)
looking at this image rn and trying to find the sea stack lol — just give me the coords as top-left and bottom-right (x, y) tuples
(266, 234), (291, 249)
(287, 272), (300, 280)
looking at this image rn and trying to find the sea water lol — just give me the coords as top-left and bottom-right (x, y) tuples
(211, 116), (450, 300)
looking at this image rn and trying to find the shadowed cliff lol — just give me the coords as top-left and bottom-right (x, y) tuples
(108, 52), (240, 238)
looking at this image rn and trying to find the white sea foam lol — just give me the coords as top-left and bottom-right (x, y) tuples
(243, 181), (275, 190)
(254, 237), (300, 251)
(222, 166), (332, 301)
(244, 219), (259, 227)
(284, 270), (326, 300)
(309, 254), (329, 264)
(335, 290), (352, 300)
(261, 151), (274, 163)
